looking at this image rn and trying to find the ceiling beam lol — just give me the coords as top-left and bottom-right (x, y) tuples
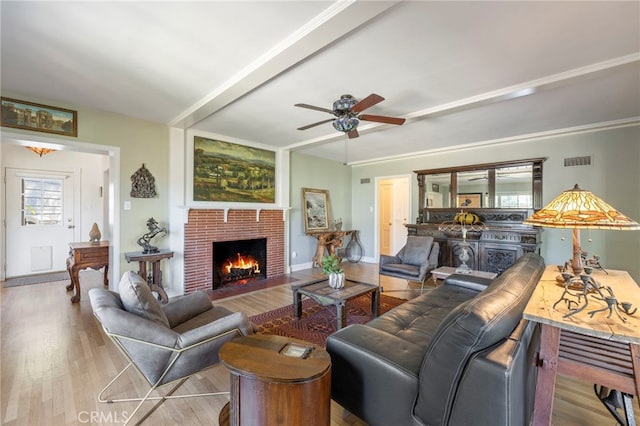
(170, 1), (400, 129)
(284, 53), (640, 153)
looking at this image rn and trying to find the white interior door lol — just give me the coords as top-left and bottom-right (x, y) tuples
(379, 181), (393, 256)
(391, 177), (410, 253)
(5, 168), (77, 277)
(378, 177), (410, 257)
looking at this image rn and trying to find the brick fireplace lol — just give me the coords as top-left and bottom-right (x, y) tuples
(184, 209), (285, 294)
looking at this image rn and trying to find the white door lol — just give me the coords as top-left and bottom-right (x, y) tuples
(391, 178), (410, 253)
(378, 177), (410, 256)
(5, 168), (77, 277)
(379, 181), (393, 256)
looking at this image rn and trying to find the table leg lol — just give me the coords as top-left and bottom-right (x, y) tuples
(103, 265), (109, 287)
(69, 266), (81, 303)
(66, 256), (74, 291)
(337, 302), (346, 329)
(531, 324), (561, 426)
(293, 289), (302, 318)
(371, 289), (380, 318)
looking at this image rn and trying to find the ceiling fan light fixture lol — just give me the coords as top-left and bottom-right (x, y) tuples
(333, 115), (359, 132)
(332, 94), (357, 115)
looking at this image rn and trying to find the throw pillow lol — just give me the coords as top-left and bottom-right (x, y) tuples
(119, 271), (169, 327)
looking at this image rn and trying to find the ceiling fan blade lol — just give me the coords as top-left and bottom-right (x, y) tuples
(294, 103), (334, 115)
(359, 114), (406, 125)
(297, 118), (335, 131)
(351, 94), (384, 113)
(347, 129), (359, 139)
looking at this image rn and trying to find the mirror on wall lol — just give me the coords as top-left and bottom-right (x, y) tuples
(415, 158), (544, 216)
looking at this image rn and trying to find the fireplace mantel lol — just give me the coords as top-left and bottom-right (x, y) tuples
(182, 206), (291, 223)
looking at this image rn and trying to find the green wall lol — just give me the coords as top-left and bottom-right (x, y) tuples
(348, 125), (640, 281)
(289, 152), (352, 269)
(1, 92), (170, 274)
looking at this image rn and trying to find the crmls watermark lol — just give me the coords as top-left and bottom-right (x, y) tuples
(77, 410), (129, 424)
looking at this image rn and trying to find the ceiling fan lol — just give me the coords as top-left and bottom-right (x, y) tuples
(295, 94), (406, 139)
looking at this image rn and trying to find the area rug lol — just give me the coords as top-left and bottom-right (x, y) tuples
(2, 271), (69, 288)
(249, 293), (406, 347)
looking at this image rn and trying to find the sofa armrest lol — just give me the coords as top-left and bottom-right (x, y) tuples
(326, 325), (423, 426)
(177, 311), (251, 349)
(379, 254), (401, 267)
(444, 273), (493, 292)
(447, 320), (539, 426)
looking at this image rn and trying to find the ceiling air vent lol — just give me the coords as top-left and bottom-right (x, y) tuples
(563, 155), (592, 167)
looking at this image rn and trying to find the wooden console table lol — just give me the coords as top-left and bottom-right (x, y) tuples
(124, 249), (172, 304)
(219, 334), (331, 426)
(524, 266), (640, 425)
(66, 241), (109, 303)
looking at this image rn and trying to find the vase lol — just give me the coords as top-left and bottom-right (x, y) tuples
(328, 272), (345, 289)
(89, 223), (101, 244)
(345, 230), (363, 263)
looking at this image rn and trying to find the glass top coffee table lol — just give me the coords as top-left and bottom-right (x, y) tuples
(291, 278), (380, 330)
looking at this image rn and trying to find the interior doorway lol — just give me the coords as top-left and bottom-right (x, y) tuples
(377, 175), (410, 258)
(1, 132), (120, 286)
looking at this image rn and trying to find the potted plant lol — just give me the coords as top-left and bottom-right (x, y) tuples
(322, 254), (345, 289)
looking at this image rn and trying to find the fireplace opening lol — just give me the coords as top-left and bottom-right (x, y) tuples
(212, 238), (267, 290)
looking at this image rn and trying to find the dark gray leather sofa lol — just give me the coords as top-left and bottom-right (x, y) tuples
(326, 253), (545, 426)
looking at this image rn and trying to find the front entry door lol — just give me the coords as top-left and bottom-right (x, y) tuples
(5, 168), (77, 277)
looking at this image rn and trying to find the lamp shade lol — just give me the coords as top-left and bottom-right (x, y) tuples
(523, 184), (640, 230)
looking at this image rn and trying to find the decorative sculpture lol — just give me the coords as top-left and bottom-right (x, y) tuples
(136, 218), (167, 254)
(89, 222), (101, 244)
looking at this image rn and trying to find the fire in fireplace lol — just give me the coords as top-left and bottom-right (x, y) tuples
(212, 238), (267, 290)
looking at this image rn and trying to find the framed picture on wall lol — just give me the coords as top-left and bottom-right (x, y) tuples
(457, 193), (483, 208)
(1, 97), (77, 137)
(192, 136), (276, 203)
(302, 188), (331, 233)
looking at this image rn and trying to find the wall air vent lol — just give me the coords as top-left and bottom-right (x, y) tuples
(563, 156), (592, 167)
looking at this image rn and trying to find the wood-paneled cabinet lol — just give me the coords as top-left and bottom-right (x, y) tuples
(406, 209), (541, 275)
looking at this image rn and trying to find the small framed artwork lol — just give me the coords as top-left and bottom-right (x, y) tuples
(1, 97), (77, 137)
(302, 188), (331, 233)
(457, 193), (483, 208)
(431, 183), (440, 192)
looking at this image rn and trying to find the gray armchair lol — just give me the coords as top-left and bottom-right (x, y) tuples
(89, 271), (253, 426)
(379, 235), (439, 292)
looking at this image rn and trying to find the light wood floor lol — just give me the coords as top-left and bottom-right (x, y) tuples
(1, 263), (637, 425)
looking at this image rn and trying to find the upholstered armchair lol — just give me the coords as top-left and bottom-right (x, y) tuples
(379, 235), (439, 292)
(89, 271), (253, 426)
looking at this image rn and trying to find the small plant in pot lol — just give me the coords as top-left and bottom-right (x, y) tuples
(322, 254), (345, 289)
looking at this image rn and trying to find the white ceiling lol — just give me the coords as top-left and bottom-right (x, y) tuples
(2, 1), (639, 164)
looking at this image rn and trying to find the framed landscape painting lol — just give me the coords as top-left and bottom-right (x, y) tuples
(1, 97), (77, 137)
(193, 136), (276, 203)
(302, 188), (331, 233)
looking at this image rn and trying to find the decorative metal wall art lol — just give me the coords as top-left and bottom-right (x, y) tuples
(130, 163), (157, 198)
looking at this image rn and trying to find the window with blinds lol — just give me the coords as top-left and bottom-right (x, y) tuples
(21, 177), (63, 226)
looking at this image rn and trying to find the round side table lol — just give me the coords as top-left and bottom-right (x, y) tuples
(219, 334), (331, 426)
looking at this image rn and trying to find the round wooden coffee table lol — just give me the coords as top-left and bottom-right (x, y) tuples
(219, 334), (331, 426)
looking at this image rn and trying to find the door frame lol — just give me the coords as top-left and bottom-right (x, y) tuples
(1, 131), (120, 287)
(374, 174), (412, 262)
